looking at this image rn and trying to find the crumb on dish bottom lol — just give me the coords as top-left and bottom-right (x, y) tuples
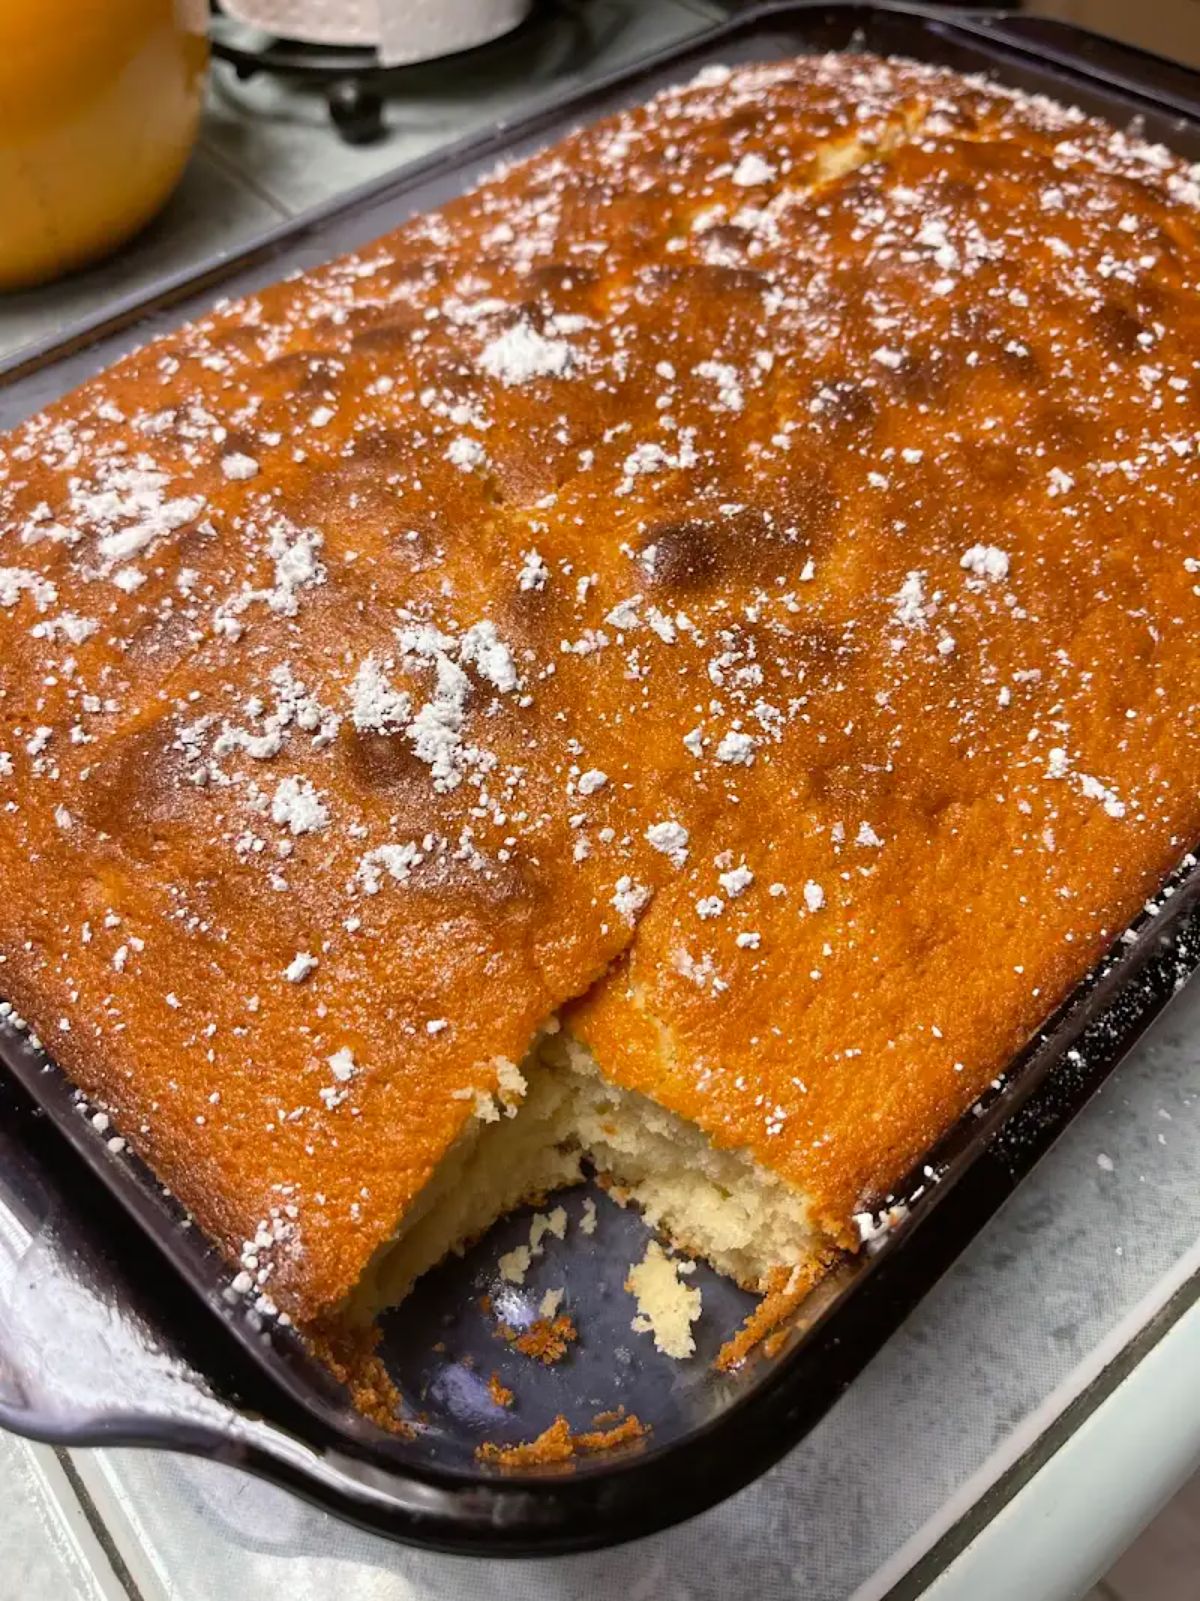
(503, 1313), (579, 1365)
(344, 1027), (827, 1349)
(476, 1411), (649, 1469)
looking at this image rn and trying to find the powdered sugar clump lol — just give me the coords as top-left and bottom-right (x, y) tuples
(0, 568), (57, 611)
(731, 153), (776, 187)
(718, 865), (753, 898)
(646, 820), (689, 866)
(265, 524), (324, 616)
(395, 618), (519, 790)
(73, 464), (205, 568)
(960, 544), (1010, 582)
(715, 730), (755, 765)
(694, 360), (744, 412)
(612, 876), (651, 923)
(404, 649), (471, 789)
(446, 436), (485, 472)
(284, 952), (318, 983)
(518, 549), (548, 591)
(328, 1048), (356, 1081)
(893, 570), (928, 629)
(356, 842), (424, 895)
(271, 776), (329, 835)
(479, 322), (575, 386)
(460, 620), (519, 693)
(349, 656), (410, 734)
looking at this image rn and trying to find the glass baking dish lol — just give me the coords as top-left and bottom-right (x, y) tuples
(2, 0), (1200, 1556)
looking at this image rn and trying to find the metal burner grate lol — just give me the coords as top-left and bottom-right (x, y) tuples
(208, 1), (554, 144)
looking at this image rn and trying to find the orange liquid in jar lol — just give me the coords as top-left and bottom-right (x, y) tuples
(0, 0), (209, 290)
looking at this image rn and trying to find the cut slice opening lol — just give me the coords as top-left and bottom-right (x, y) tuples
(345, 1023), (825, 1330)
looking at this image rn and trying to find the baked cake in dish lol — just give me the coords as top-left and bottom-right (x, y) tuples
(2, 52), (1200, 1351)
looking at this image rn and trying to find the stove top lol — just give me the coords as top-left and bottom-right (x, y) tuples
(210, 0), (652, 142)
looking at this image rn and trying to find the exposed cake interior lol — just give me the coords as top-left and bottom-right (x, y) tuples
(347, 1025), (822, 1326)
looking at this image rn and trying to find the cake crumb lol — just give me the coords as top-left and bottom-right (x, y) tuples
(479, 1414), (575, 1469)
(512, 1313), (577, 1364)
(477, 1411), (647, 1468)
(574, 1413), (648, 1454)
(307, 1324), (412, 1436)
(625, 1240), (702, 1359)
(715, 1257), (828, 1372)
(539, 1286), (564, 1319)
(487, 1372), (514, 1408)
(579, 1197), (598, 1235)
(529, 1205), (568, 1252)
(590, 1406), (629, 1428)
(494, 1057), (527, 1113)
(498, 1244), (532, 1284)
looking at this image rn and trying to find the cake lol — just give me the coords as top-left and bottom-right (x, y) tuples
(2, 51), (1199, 1353)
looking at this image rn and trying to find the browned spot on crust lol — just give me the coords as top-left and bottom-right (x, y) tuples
(78, 719), (196, 838)
(341, 723), (429, 791)
(809, 376), (878, 433)
(641, 495), (829, 597)
(643, 262), (769, 297)
(1092, 299), (1149, 356)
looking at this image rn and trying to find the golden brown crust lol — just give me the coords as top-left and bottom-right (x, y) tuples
(2, 53), (1200, 1324)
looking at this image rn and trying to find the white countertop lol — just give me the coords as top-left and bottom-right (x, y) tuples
(1, 970), (1195, 1600)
